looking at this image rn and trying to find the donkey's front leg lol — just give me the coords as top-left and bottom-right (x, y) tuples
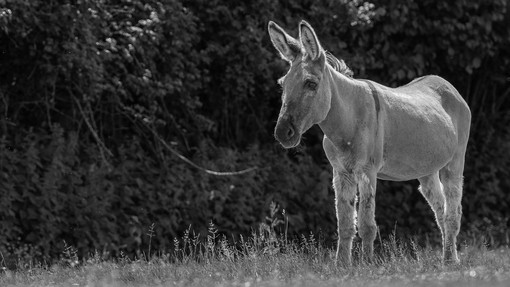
(358, 172), (377, 263)
(333, 169), (358, 267)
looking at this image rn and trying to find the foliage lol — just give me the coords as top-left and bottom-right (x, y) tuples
(0, 0), (509, 260)
(0, 126), (334, 260)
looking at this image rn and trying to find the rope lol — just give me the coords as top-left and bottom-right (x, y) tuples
(129, 110), (258, 176)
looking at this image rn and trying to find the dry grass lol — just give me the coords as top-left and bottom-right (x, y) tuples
(1, 223), (510, 287)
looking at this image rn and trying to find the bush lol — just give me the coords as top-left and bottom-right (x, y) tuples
(1, 0), (509, 261)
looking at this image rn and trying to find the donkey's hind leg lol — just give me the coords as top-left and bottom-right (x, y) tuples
(439, 148), (467, 264)
(418, 172), (446, 248)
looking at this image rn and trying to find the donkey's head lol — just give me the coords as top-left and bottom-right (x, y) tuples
(269, 20), (332, 148)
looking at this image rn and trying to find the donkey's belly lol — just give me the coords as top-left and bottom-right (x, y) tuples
(377, 171), (415, 182)
(378, 144), (454, 181)
(377, 159), (447, 181)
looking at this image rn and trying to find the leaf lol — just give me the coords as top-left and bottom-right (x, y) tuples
(396, 69), (406, 80)
(472, 57), (481, 68)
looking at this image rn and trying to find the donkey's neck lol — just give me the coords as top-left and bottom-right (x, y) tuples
(318, 66), (363, 144)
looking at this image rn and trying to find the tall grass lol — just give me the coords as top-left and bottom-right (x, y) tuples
(1, 205), (510, 287)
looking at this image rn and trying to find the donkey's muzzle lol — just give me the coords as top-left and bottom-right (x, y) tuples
(274, 118), (300, 148)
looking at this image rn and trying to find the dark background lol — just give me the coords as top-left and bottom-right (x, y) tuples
(1, 0), (509, 261)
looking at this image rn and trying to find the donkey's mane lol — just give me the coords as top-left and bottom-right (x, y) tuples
(325, 51), (353, 78)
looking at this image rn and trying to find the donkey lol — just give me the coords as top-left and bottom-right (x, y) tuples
(268, 20), (471, 266)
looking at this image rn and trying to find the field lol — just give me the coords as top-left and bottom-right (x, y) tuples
(1, 225), (510, 287)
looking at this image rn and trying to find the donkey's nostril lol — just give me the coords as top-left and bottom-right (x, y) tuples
(286, 126), (294, 139)
(274, 119), (297, 145)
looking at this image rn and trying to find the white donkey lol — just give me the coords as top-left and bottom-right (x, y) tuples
(268, 20), (471, 266)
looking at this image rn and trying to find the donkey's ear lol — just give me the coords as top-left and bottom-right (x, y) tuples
(268, 21), (300, 62)
(299, 20), (322, 60)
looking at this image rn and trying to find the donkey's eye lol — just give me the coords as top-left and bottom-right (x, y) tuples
(304, 80), (318, 90)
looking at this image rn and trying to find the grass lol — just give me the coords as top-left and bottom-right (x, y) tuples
(1, 221), (510, 287)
